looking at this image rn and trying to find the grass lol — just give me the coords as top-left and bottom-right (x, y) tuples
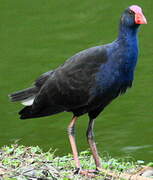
(0, 144), (153, 180)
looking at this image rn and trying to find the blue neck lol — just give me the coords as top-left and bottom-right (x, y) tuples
(117, 23), (139, 62)
(118, 23), (139, 43)
(117, 23), (139, 81)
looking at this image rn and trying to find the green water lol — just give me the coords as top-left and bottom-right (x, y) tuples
(0, 0), (153, 162)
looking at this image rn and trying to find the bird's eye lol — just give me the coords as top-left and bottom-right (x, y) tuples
(129, 10), (133, 14)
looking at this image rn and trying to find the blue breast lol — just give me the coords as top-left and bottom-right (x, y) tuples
(94, 40), (138, 97)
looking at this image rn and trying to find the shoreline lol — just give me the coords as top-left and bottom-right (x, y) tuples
(0, 144), (153, 180)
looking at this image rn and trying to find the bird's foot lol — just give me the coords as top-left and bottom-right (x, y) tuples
(96, 167), (103, 172)
(74, 168), (99, 177)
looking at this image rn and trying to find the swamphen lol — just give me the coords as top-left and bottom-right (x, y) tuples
(9, 5), (147, 176)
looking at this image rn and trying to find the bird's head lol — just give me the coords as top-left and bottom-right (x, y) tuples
(120, 5), (147, 27)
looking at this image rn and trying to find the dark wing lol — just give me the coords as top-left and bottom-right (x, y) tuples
(34, 70), (54, 88)
(32, 46), (108, 113)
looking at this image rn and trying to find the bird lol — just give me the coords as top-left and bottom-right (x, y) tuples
(9, 5), (147, 176)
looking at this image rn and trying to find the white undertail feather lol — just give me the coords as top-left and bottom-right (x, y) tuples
(21, 97), (35, 106)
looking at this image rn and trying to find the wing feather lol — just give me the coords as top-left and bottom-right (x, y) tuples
(32, 46), (108, 112)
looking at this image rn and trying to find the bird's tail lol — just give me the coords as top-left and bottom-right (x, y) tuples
(9, 87), (39, 102)
(19, 105), (64, 119)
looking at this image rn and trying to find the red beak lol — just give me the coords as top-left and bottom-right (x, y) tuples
(135, 12), (147, 24)
(129, 5), (147, 25)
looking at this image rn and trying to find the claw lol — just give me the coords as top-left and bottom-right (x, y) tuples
(74, 168), (80, 175)
(74, 169), (100, 177)
(96, 167), (103, 172)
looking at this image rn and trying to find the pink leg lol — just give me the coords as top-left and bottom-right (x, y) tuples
(67, 116), (80, 169)
(68, 116), (100, 177)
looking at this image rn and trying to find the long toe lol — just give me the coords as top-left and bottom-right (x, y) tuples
(79, 169), (99, 177)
